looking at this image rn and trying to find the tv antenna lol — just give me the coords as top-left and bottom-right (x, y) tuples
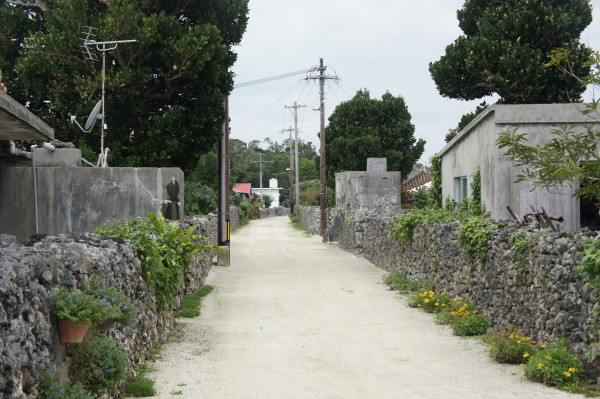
(71, 26), (136, 167)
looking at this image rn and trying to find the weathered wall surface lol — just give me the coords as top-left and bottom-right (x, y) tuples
(335, 171), (402, 213)
(260, 207), (289, 218)
(438, 104), (593, 231)
(299, 206), (599, 363)
(0, 215), (217, 399)
(0, 165), (184, 242)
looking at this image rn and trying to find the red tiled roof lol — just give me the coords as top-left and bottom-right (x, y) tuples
(233, 183), (252, 196)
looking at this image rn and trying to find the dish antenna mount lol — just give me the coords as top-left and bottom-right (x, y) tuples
(71, 26), (136, 167)
(71, 100), (103, 133)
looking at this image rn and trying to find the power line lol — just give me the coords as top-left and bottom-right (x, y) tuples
(232, 79), (303, 138)
(233, 67), (317, 89)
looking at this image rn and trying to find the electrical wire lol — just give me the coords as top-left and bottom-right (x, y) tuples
(233, 67), (316, 89)
(232, 79), (303, 138)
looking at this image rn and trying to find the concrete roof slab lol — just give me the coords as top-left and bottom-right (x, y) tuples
(0, 92), (54, 141)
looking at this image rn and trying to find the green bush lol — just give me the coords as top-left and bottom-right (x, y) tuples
(384, 271), (434, 294)
(184, 181), (217, 216)
(69, 337), (127, 395)
(391, 208), (466, 245)
(577, 237), (600, 287)
(122, 376), (156, 397)
(487, 331), (537, 364)
(96, 213), (216, 311)
(451, 313), (489, 336)
(36, 371), (91, 399)
(524, 342), (584, 386)
(262, 194), (273, 209)
(457, 216), (494, 262)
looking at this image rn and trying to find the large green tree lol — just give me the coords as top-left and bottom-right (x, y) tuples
(325, 89), (424, 185)
(429, 0), (593, 104)
(1, 0), (248, 170)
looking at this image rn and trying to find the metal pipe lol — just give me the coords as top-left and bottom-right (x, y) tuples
(29, 142), (55, 235)
(30, 144), (39, 234)
(8, 140), (32, 159)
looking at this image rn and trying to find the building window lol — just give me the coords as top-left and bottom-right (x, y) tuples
(454, 176), (468, 203)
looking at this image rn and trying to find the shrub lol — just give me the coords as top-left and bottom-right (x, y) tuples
(391, 208), (465, 245)
(69, 337), (127, 395)
(408, 290), (452, 313)
(451, 313), (489, 336)
(524, 342), (584, 386)
(122, 376), (156, 397)
(36, 371), (91, 399)
(487, 331), (537, 364)
(457, 216), (494, 262)
(184, 181), (217, 216)
(96, 213), (216, 311)
(262, 194), (273, 209)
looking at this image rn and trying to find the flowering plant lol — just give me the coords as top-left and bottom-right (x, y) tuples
(51, 287), (102, 323)
(69, 337), (127, 395)
(86, 278), (135, 326)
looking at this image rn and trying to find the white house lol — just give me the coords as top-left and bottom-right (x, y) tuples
(252, 178), (282, 208)
(437, 103), (600, 232)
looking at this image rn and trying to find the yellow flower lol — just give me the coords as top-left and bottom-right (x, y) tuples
(537, 363), (544, 369)
(435, 302), (439, 306)
(544, 355), (552, 360)
(424, 299), (430, 303)
(487, 346), (493, 350)
(568, 368), (576, 373)
(564, 372), (572, 377)
(540, 343), (547, 349)
(523, 352), (530, 358)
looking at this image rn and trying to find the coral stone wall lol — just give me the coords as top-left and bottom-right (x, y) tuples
(0, 214), (220, 399)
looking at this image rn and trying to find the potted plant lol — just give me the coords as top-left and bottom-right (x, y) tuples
(87, 278), (136, 332)
(52, 287), (102, 343)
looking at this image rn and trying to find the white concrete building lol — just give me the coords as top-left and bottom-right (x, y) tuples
(252, 178), (282, 208)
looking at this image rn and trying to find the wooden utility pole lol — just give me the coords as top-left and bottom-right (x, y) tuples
(306, 59), (336, 235)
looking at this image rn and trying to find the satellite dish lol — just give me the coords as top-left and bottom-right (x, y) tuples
(84, 100), (103, 131)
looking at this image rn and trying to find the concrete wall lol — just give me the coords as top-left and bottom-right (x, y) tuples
(0, 161), (183, 242)
(335, 171), (401, 213)
(438, 104), (595, 231)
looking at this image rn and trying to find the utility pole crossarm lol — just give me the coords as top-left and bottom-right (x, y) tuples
(250, 154), (274, 200)
(285, 102), (306, 213)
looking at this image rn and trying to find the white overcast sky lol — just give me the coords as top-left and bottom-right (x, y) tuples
(229, 0), (600, 165)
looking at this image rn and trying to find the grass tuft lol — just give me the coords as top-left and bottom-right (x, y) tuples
(175, 285), (214, 318)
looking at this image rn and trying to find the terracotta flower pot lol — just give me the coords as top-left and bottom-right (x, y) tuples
(58, 319), (92, 343)
(95, 318), (117, 332)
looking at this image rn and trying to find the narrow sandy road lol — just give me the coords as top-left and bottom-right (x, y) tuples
(149, 217), (581, 399)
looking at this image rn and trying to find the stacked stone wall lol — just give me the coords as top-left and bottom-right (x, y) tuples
(0, 215), (217, 398)
(260, 207), (290, 218)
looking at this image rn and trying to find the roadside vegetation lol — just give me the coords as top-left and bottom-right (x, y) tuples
(384, 271), (600, 396)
